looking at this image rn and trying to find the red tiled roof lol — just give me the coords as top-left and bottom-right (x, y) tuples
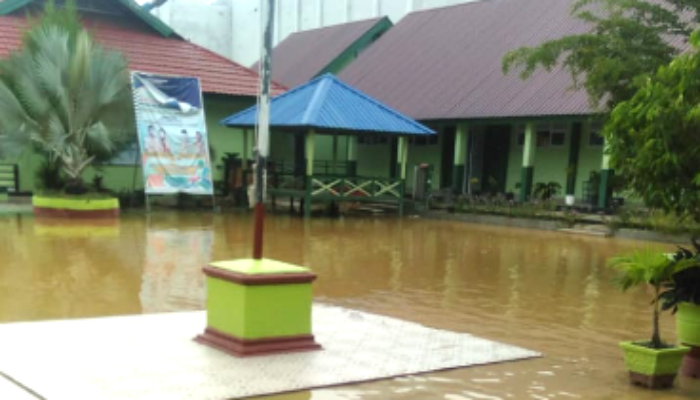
(0, 15), (286, 97)
(340, 0), (594, 120)
(253, 17), (386, 88)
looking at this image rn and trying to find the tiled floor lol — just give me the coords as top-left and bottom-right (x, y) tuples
(0, 375), (38, 400)
(0, 304), (539, 400)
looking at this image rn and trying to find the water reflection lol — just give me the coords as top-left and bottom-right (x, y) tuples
(0, 213), (699, 399)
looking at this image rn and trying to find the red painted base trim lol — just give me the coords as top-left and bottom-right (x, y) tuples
(681, 346), (700, 379)
(628, 372), (676, 390)
(34, 207), (120, 219)
(195, 327), (322, 357)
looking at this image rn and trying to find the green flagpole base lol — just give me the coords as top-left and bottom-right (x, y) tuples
(196, 259), (322, 357)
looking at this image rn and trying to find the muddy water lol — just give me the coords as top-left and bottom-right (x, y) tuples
(0, 212), (699, 400)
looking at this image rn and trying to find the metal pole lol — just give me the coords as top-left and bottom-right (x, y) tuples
(253, 0), (275, 260)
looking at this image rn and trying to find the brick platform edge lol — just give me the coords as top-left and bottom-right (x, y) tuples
(33, 207), (120, 219)
(195, 327), (322, 357)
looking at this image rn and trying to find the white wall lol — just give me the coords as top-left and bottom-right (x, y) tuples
(149, 0), (474, 67)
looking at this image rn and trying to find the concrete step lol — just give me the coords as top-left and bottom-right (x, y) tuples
(557, 228), (612, 238)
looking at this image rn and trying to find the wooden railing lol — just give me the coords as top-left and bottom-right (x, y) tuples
(310, 175), (404, 200)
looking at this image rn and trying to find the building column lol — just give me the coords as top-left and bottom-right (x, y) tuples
(598, 142), (614, 209)
(347, 136), (358, 176)
(304, 129), (315, 219)
(398, 136), (409, 217)
(519, 122), (536, 202)
(566, 122), (582, 196)
(452, 122), (469, 194)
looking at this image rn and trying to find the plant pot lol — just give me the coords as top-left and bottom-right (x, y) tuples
(677, 303), (700, 347)
(32, 196), (120, 219)
(677, 303), (700, 379)
(619, 341), (690, 389)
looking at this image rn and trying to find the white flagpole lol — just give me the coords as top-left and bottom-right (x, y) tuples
(253, 0), (275, 260)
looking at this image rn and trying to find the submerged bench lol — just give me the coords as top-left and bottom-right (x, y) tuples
(0, 164), (18, 201)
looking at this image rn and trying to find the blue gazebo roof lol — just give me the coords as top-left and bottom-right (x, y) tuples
(220, 74), (435, 136)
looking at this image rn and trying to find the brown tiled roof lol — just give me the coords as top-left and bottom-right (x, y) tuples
(255, 17), (385, 89)
(0, 14), (286, 97)
(339, 0), (594, 120)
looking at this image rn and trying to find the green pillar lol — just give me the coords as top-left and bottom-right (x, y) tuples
(398, 137), (408, 217)
(347, 136), (357, 176)
(519, 122), (536, 203)
(304, 130), (315, 219)
(452, 122), (469, 194)
(565, 123), (582, 196)
(598, 142), (614, 209)
(332, 136), (338, 175)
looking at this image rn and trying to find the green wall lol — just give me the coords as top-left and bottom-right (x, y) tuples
(5, 94), (254, 194)
(504, 120), (605, 198)
(577, 121), (605, 196)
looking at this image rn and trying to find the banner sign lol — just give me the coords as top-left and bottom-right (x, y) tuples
(131, 72), (213, 195)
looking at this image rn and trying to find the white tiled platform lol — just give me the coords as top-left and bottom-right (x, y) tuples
(0, 304), (540, 400)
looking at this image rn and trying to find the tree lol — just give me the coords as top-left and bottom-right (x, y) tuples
(0, 1), (131, 193)
(604, 31), (700, 222)
(502, 0), (700, 109)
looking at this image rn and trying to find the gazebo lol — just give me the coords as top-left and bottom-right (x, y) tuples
(221, 74), (435, 217)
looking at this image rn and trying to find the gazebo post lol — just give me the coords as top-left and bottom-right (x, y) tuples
(304, 129), (316, 219)
(398, 136), (409, 217)
(347, 136), (358, 176)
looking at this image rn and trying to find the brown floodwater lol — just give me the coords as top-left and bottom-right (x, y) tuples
(0, 211), (699, 400)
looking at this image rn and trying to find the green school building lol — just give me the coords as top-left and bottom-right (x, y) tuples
(262, 0), (615, 209)
(0, 0), (278, 195)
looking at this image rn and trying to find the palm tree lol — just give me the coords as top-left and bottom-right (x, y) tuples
(0, 2), (130, 193)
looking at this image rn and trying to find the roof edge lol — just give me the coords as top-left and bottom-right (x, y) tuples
(0, 0), (180, 38)
(316, 16), (393, 78)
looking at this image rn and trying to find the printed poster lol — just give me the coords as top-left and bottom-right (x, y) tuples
(131, 72), (213, 194)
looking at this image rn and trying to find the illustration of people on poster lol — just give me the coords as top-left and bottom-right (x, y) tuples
(131, 72), (214, 195)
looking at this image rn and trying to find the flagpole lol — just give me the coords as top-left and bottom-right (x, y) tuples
(253, 0), (275, 260)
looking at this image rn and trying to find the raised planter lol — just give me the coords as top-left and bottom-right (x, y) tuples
(620, 341), (689, 389)
(196, 258), (322, 357)
(32, 196), (120, 219)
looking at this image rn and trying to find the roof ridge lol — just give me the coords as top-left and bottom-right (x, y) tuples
(326, 74), (433, 133)
(285, 16), (386, 37)
(301, 77), (333, 124)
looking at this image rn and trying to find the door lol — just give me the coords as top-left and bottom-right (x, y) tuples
(482, 125), (511, 194)
(440, 126), (456, 189)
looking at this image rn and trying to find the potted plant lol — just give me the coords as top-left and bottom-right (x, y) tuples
(609, 249), (690, 389)
(659, 239), (700, 378)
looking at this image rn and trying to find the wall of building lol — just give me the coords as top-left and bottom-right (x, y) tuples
(150, 0), (474, 67)
(4, 95), (254, 194)
(503, 120), (605, 199)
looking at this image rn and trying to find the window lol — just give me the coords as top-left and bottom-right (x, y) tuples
(517, 123), (568, 147)
(589, 122), (605, 146)
(409, 135), (438, 146)
(550, 123), (567, 146)
(536, 123), (551, 147)
(358, 135), (388, 145)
